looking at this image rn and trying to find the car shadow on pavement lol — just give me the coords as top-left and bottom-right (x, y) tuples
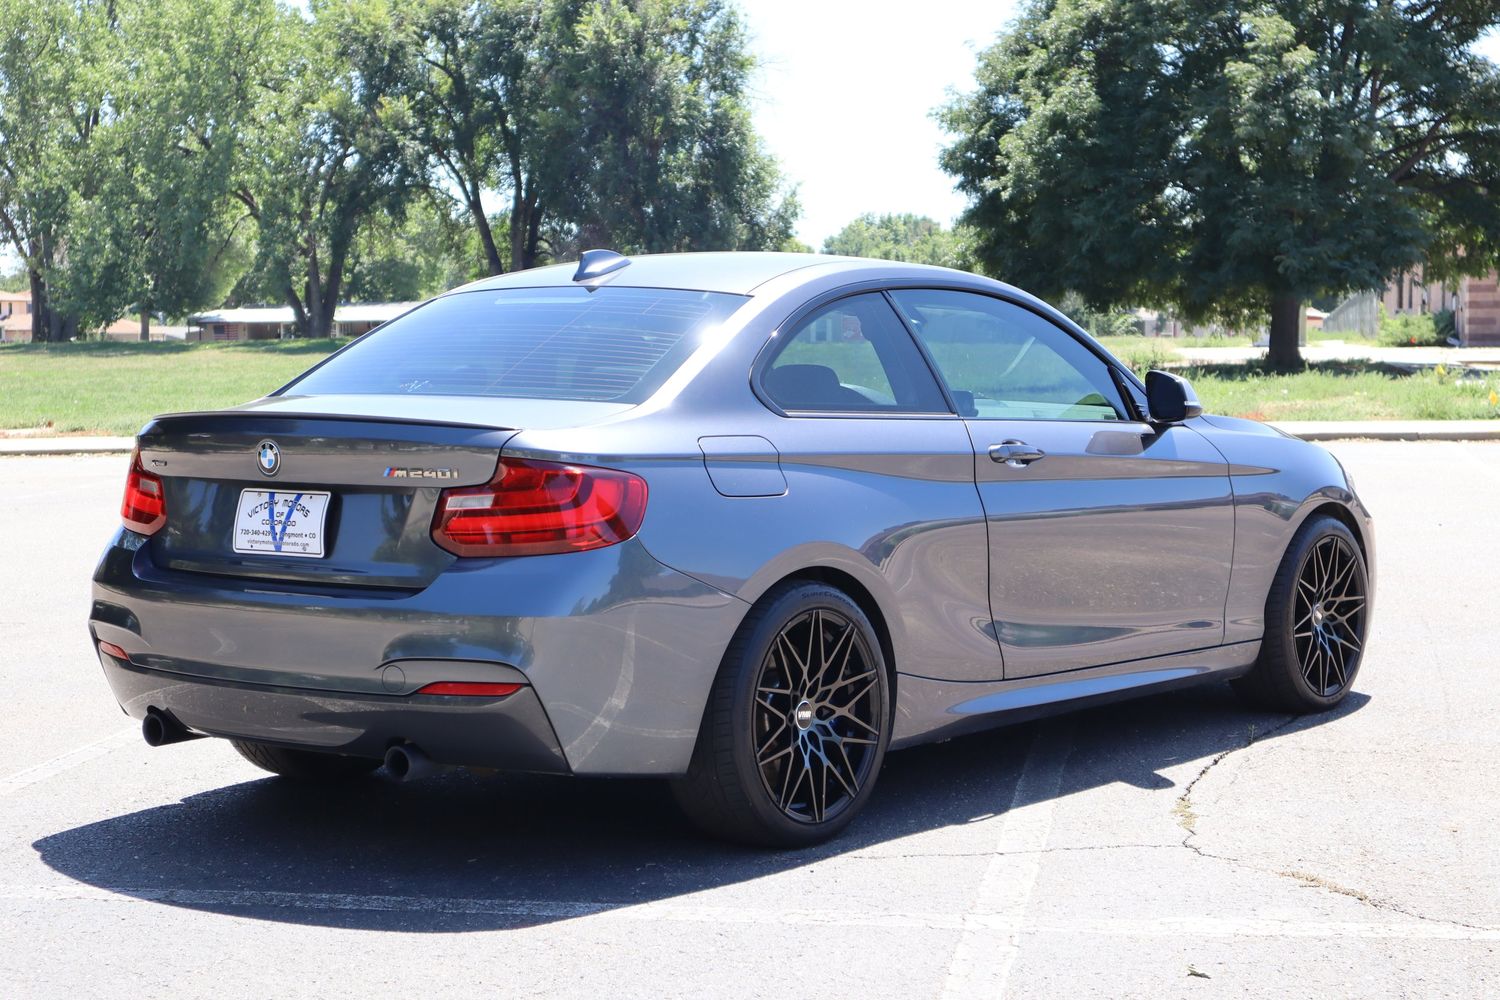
(33, 682), (1368, 931)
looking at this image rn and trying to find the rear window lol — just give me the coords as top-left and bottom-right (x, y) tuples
(282, 286), (748, 403)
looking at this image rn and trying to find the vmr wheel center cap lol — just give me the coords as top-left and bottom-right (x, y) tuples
(793, 700), (815, 731)
(1312, 604), (1326, 627)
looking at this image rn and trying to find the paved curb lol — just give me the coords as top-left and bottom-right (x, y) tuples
(0, 436), (136, 456)
(1269, 421), (1500, 441)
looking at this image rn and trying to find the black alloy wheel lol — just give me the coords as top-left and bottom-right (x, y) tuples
(752, 608), (883, 825)
(673, 582), (891, 846)
(1235, 515), (1370, 713)
(1293, 533), (1367, 697)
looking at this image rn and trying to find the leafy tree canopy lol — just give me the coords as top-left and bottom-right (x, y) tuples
(941, 0), (1500, 367)
(822, 213), (971, 268)
(363, 0), (797, 274)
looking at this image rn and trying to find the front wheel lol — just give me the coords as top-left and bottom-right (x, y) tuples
(1234, 514), (1369, 713)
(672, 582), (891, 847)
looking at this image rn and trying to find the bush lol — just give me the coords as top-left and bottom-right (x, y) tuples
(1377, 306), (1449, 347)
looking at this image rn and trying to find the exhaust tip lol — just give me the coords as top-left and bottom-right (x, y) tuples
(383, 743), (438, 782)
(141, 712), (168, 747)
(141, 708), (203, 747)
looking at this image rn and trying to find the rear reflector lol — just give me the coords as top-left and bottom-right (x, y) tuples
(98, 640), (130, 661)
(414, 681), (523, 697)
(432, 458), (647, 557)
(121, 447), (167, 536)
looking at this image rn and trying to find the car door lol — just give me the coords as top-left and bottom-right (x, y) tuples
(888, 288), (1234, 678)
(752, 291), (1006, 684)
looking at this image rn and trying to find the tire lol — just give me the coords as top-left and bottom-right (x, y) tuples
(231, 739), (382, 782)
(672, 582), (892, 848)
(1234, 514), (1369, 714)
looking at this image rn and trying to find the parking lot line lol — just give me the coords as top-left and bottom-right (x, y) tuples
(0, 728), (138, 798)
(941, 720), (1076, 999)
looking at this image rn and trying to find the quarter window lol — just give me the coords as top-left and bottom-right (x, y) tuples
(763, 294), (948, 413)
(888, 289), (1127, 421)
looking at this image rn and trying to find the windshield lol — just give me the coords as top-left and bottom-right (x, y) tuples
(282, 286), (748, 403)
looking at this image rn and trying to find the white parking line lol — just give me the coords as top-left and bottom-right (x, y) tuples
(2, 882), (1495, 941)
(941, 720), (1076, 999)
(0, 728), (138, 798)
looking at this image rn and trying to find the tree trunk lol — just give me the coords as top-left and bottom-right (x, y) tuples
(284, 282), (309, 338)
(1267, 292), (1305, 371)
(470, 195), (505, 275)
(523, 187), (542, 271)
(510, 186), (528, 275)
(28, 268), (47, 343)
(139, 299), (151, 343)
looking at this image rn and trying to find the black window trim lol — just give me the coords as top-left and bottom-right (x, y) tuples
(881, 284), (1151, 425)
(749, 287), (959, 420)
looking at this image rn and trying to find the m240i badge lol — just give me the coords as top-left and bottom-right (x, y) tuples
(383, 466), (460, 480)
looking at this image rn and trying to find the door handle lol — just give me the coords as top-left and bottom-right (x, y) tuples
(989, 440), (1046, 466)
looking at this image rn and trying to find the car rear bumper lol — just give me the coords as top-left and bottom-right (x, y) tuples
(90, 530), (748, 776)
(96, 647), (570, 773)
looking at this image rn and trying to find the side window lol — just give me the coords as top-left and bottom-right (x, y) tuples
(888, 289), (1127, 421)
(763, 293), (949, 413)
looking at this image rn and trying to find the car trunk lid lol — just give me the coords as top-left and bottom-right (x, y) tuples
(136, 407), (520, 590)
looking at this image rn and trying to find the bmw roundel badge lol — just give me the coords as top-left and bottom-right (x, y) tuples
(256, 439), (281, 477)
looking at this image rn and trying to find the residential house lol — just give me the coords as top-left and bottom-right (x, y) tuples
(0, 289), (32, 342)
(1, 290), (148, 342)
(187, 302), (417, 341)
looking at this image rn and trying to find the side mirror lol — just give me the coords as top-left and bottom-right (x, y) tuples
(950, 389), (978, 418)
(1145, 370), (1203, 424)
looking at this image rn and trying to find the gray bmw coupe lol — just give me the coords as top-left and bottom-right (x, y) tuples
(91, 251), (1373, 845)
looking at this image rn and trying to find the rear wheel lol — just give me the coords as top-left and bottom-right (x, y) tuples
(231, 739), (382, 782)
(673, 582), (891, 847)
(1234, 514), (1369, 713)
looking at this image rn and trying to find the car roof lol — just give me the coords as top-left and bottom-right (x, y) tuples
(448, 251), (956, 297)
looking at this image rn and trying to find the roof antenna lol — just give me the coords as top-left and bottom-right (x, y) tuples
(573, 249), (630, 283)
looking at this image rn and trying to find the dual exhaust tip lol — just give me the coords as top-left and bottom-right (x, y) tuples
(142, 708), (204, 747)
(141, 710), (439, 783)
(382, 742), (439, 782)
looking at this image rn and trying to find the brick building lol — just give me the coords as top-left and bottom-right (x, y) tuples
(1381, 267), (1500, 345)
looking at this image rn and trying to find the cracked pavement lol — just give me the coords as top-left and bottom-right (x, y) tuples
(2, 443), (1497, 998)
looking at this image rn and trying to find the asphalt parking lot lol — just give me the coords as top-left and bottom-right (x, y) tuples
(1, 443), (1496, 999)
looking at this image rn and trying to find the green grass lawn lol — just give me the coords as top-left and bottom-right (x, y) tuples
(2, 335), (1497, 435)
(0, 339), (341, 435)
(1173, 362), (1500, 421)
(1090, 337), (1499, 420)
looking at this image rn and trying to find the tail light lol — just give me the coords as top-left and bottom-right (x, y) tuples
(432, 458), (648, 557)
(121, 447), (167, 536)
(415, 681), (522, 697)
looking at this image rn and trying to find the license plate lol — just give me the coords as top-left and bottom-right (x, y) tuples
(232, 489), (331, 558)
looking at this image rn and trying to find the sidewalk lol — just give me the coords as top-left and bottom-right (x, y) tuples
(1174, 341), (1500, 368)
(2, 421), (1498, 457)
(0, 436), (138, 455)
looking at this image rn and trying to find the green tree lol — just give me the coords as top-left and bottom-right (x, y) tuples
(822, 213), (970, 267)
(374, 0), (796, 274)
(0, 0), (115, 341)
(555, 0), (798, 256)
(343, 195), (488, 302)
(0, 0), (270, 340)
(941, 0), (1500, 369)
(232, 0), (422, 337)
(56, 0), (273, 339)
